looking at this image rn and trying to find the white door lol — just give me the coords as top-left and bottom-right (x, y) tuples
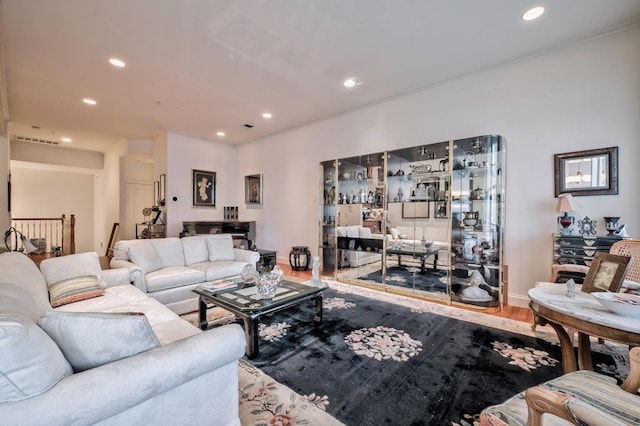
(124, 183), (153, 240)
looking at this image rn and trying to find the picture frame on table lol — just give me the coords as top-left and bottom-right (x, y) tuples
(193, 169), (216, 207)
(245, 174), (262, 204)
(581, 252), (631, 293)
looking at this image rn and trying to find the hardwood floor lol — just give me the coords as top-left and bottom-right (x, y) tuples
(278, 263), (534, 324)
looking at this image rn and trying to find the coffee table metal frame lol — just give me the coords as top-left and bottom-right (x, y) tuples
(193, 280), (326, 359)
(386, 246), (439, 273)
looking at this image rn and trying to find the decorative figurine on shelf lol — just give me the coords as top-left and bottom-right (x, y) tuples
(397, 186), (404, 202)
(614, 224), (629, 238)
(311, 256), (321, 286)
(603, 217), (621, 235)
(577, 216), (597, 236)
(326, 186), (335, 204)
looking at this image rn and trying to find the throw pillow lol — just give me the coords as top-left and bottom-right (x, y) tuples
(207, 236), (235, 262)
(181, 236), (209, 265)
(48, 275), (105, 308)
(346, 226), (360, 238)
(390, 228), (400, 240)
(0, 315), (73, 403)
(38, 311), (160, 372)
(359, 227), (373, 238)
(40, 251), (107, 288)
(128, 243), (165, 273)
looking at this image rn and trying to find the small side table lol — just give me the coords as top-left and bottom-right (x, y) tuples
(256, 249), (277, 272)
(289, 246), (311, 271)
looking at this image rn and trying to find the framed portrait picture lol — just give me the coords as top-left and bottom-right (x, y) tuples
(245, 174), (262, 204)
(581, 252), (631, 293)
(192, 169), (216, 207)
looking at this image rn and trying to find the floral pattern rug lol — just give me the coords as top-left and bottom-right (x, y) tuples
(186, 279), (628, 425)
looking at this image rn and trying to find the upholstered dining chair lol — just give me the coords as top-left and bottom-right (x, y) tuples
(480, 346), (640, 425)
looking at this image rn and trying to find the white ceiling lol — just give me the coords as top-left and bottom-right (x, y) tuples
(2, 0), (640, 153)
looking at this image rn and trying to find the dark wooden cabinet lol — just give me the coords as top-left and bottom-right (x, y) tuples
(182, 221), (256, 248)
(552, 234), (626, 283)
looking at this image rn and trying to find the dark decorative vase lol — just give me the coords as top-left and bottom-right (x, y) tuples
(603, 217), (621, 235)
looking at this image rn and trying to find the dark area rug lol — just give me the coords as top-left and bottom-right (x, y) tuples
(246, 287), (622, 426)
(360, 265), (448, 293)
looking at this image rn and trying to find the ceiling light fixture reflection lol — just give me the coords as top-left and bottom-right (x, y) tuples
(343, 78), (356, 88)
(108, 58), (126, 68)
(82, 98), (97, 105)
(522, 6), (544, 21)
(216, 131), (225, 137)
(61, 137), (72, 143)
(262, 112), (272, 119)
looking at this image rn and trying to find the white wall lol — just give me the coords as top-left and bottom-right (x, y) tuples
(10, 166), (94, 252)
(235, 26), (640, 306)
(0, 133), (9, 232)
(165, 132), (237, 236)
(94, 141), (127, 253)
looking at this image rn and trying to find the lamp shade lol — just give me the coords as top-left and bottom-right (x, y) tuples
(556, 193), (581, 213)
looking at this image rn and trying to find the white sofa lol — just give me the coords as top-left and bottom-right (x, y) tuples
(336, 225), (387, 267)
(110, 234), (260, 315)
(0, 251), (246, 425)
(388, 225), (449, 267)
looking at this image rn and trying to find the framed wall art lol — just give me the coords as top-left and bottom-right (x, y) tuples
(581, 252), (630, 293)
(192, 169), (216, 207)
(245, 174), (262, 204)
(554, 146), (618, 197)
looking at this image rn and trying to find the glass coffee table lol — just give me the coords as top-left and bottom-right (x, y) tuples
(386, 245), (439, 273)
(193, 279), (327, 358)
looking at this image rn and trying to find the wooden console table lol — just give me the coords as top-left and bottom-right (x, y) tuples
(529, 283), (640, 373)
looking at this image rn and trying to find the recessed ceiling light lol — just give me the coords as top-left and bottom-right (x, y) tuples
(61, 137), (72, 143)
(522, 6), (544, 21)
(343, 78), (356, 88)
(216, 131), (225, 137)
(82, 98), (97, 105)
(108, 58), (126, 68)
(262, 112), (272, 119)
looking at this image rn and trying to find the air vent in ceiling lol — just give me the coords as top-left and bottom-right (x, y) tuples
(13, 135), (60, 145)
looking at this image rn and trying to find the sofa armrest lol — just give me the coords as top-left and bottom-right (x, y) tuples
(101, 268), (132, 288)
(234, 248), (260, 267)
(0, 324), (246, 425)
(109, 259), (146, 292)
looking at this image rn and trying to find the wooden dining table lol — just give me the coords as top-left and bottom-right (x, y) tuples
(529, 283), (640, 373)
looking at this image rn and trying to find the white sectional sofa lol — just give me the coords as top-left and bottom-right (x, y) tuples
(110, 234), (259, 315)
(0, 251), (245, 425)
(336, 225), (387, 267)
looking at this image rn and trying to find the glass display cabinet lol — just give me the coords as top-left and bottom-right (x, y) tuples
(319, 160), (337, 274)
(319, 135), (506, 309)
(449, 135), (506, 307)
(386, 142), (450, 300)
(334, 152), (386, 287)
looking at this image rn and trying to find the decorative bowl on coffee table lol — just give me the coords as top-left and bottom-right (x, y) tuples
(592, 292), (640, 317)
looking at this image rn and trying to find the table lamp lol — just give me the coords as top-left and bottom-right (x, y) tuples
(2, 227), (38, 253)
(556, 194), (581, 235)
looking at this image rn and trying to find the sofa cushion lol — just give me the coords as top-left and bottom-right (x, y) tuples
(152, 237), (186, 267)
(38, 311), (160, 372)
(40, 251), (107, 288)
(48, 275), (105, 307)
(128, 244), (164, 273)
(54, 285), (195, 346)
(182, 236), (210, 265)
(359, 227), (372, 238)
(145, 265), (206, 292)
(345, 225), (360, 238)
(191, 261), (246, 282)
(0, 252), (52, 321)
(0, 314), (73, 403)
(207, 235), (235, 262)
(336, 227), (347, 237)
